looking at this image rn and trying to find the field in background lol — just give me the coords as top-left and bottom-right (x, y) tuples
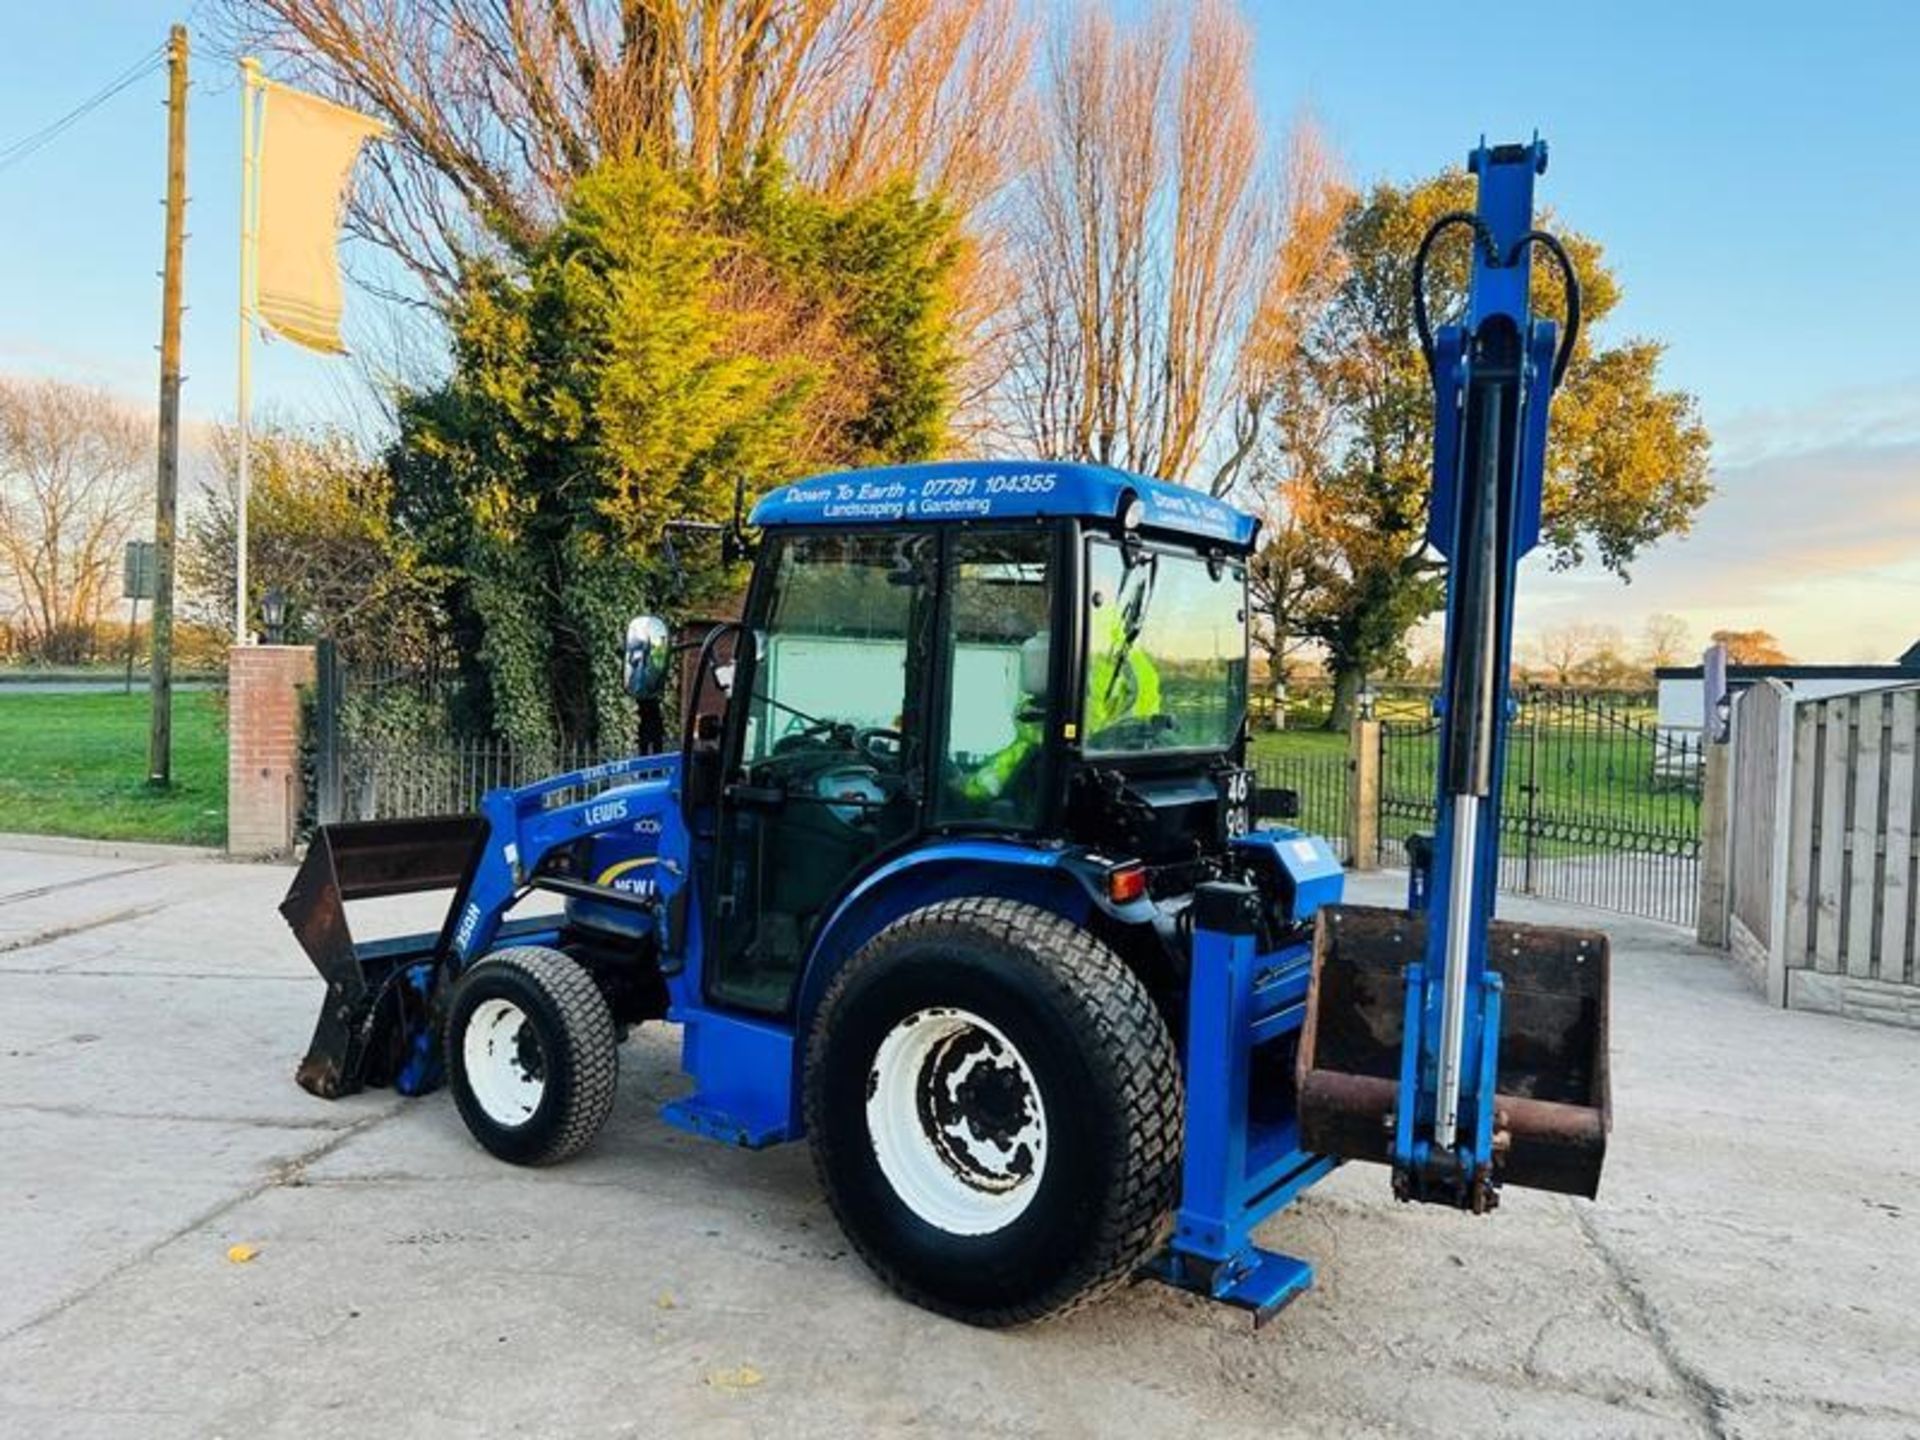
(0, 691), (227, 845)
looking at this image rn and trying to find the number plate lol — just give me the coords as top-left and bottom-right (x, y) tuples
(1218, 766), (1255, 842)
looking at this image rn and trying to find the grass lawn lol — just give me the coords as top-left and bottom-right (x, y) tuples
(0, 691), (227, 846)
(1247, 726), (1348, 763)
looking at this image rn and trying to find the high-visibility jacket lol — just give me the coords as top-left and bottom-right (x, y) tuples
(959, 630), (1163, 805)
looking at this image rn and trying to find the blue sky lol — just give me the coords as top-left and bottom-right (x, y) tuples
(2, 1), (1917, 660)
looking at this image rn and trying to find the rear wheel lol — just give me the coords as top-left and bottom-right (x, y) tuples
(804, 898), (1181, 1326)
(446, 947), (617, 1166)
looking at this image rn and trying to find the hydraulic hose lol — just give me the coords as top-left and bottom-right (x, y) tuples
(1412, 214), (1584, 393)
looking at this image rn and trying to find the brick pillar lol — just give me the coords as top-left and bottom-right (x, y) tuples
(228, 644), (316, 856)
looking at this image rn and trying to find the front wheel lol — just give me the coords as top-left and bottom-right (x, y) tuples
(445, 947), (618, 1166)
(804, 898), (1181, 1326)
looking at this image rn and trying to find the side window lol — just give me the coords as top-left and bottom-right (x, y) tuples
(938, 530), (1053, 827)
(746, 532), (927, 770)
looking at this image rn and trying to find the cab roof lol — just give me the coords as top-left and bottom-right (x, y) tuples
(748, 459), (1260, 552)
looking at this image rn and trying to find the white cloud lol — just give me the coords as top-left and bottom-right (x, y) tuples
(1519, 384), (1920, 664)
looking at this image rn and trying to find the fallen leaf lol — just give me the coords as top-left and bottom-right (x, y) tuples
(704, 1365), (762, 1392)
(226, 1243), (259, 1264)
(656, 1292), (676, 1310)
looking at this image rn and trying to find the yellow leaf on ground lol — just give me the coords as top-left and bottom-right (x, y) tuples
(226, 1243), (259, 1264)
(656, 1292), (676, 1310)
(704, 1365), (762, 1392)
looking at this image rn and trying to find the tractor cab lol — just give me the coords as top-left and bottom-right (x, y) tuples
(659, 462), (1265, 1018)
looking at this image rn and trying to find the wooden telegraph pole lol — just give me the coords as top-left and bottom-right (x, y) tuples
(149, 23), (187, 788)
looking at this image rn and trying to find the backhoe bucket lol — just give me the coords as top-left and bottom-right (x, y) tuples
(1296, 904), (1610, 1199)
(282, 815), (486, 1099)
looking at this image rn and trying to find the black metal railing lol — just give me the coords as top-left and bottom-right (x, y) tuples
(1254, 750), (1354, 863)
(330, 734), (635, 822)
(1379, 687), (1703, 927)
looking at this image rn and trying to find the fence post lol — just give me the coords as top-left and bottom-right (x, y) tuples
(1695, 733), (1731, 948)
(1348, 716), (1380, 871)
(314, 637), (343, 827)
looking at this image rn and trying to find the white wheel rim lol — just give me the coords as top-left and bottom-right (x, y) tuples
(866, 1007), (1047, 1236)
(463, 997), (547, 1127)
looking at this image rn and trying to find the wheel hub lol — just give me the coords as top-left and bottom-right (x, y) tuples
(868, 1008), (1047, 1235)
(463, 997), (547, 1127)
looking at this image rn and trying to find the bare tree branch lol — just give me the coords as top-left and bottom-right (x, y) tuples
(221, 0), (1032, 304)
(997, 3), (1346, 494)
(0, 379), (151, 662)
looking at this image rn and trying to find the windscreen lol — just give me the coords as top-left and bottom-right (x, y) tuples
(1083, 540), (1246, 755)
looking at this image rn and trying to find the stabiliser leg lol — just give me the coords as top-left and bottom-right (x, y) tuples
(1144, 883), (1333, 1324)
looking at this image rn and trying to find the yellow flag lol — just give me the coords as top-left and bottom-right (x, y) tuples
(252, 80), (386, 354)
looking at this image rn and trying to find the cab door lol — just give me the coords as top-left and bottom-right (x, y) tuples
(707, 530), (936, 1014)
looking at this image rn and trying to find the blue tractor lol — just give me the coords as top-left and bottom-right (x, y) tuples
(285, 138), (1610, 1326)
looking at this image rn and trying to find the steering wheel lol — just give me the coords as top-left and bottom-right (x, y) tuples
(854, 727), (905, 768)
(772, 718), (853, 755)
(1086, 713), (1177, 751)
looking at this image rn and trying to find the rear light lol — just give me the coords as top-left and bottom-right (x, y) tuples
(1107, 862), (1148, 904)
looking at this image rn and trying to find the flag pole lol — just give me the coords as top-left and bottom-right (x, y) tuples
(235, 56), (260, 644)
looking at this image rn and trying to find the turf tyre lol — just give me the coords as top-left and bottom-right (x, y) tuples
(804, 897), (1181, 1326)
(446, 946), (618, 1166)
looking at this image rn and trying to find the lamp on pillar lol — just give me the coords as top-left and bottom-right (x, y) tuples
(261, 586), (288, 645)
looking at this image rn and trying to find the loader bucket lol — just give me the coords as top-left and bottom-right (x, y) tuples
(1296, 904), (1610, 1199)
(282, 815), (487, 1099)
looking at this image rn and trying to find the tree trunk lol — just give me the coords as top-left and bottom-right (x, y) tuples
(1270, 674), (1287, 731)
(1326, 663), (1360, 732)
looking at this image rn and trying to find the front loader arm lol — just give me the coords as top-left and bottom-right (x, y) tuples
(449, 755), (691, 966)
(285, 753), (691, 1100)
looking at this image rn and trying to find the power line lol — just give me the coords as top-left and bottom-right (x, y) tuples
(0, 41), (168, 176)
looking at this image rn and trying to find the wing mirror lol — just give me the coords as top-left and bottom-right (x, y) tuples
(622, 615), (672, 699)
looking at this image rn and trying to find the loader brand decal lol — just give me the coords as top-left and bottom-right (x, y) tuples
(596, 856), (660, 897)
(584, 798), (630, 828)
(579, 758), (641, 783)
(453, 900), (482, 955)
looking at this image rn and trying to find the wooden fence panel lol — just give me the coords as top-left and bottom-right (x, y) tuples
(1783, 686), (1920, 1021)
(1724, 681), (1920, 1026)
(1846, 692), (1883, 979)
(1784, 703), (1818, 970)
(1814, 698), (1851, 972)
(1891, 690), (1919, 988)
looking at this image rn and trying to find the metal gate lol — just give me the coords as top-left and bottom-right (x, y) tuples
(1378, 687), (1704, 927)
(309, 642), (622, 827)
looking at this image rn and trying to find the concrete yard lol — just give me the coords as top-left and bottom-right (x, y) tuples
(1, 839), (1916, 1439)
